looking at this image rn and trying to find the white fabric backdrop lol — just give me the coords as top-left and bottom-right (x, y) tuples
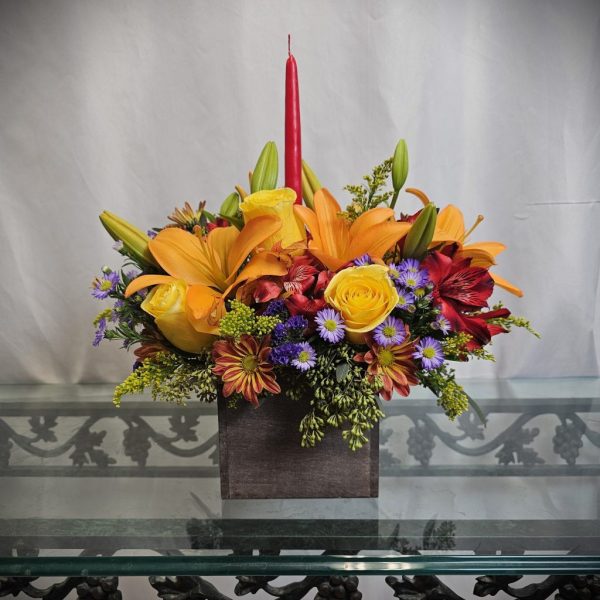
(0, 0), (598, 384)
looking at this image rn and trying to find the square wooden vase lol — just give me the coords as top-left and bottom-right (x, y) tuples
(217, 393), (379, 499)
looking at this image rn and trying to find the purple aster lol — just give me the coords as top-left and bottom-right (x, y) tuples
(147, 229), (158, 239)
(91, 271), (120, 300)
(373, 316), (406, 347)
(413, 337), (445, 370)
(387, 263), (402, 281)
(399, 258), (421, 274)
(353, 254), (372, 266)
(398, 269), (429, 289)
(92, 318), (107, 347)
(291, 342), (316, 371)
(270, 342), (301, 366)
(263, 299), (288, 317)
(315, 308), (346, 343)
(396, 289), (416, 309)
(431, 314), (451, 335)
(112, 240), (124, 252)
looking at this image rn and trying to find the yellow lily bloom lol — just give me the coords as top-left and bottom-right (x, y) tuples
(432, 205), (523, 297)
(125, 216), (289, 351)
(294, 189), (411, 271)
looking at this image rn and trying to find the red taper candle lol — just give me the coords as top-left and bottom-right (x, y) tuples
(285, 35), (302, 204)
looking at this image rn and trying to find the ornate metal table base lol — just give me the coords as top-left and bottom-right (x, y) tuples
(2, 574), (599, 599)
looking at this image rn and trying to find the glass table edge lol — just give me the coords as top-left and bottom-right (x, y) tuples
(1, 555), (599, 577)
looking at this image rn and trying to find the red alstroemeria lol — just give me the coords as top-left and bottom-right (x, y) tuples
(286, 293), (327, 318)
(422, 249), (507, 347)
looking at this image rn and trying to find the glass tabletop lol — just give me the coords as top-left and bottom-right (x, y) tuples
(0, 379), (599, 576)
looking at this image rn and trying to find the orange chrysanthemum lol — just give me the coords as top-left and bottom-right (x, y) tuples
(212, 335), (281, 406)
(355, 337), (419, 401)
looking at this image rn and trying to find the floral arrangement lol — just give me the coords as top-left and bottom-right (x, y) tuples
(92, 139), (537, 450)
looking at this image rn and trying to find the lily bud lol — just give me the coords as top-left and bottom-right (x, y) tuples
(301, 160), (321, 210)
(219, 192), (243, 229)
(392, 139), (409, 192)
(99, 211), (160, 269)
(250, 141), (278, 193)
(402, 203), (437, 259)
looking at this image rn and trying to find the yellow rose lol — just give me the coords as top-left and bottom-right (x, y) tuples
(324, 265), (399, 343)
(239, 188), (306, 250)
(141, 279), (214, 353)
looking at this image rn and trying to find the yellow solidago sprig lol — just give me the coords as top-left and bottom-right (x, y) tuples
(218, 300), (281, 339)
(488, 302), (541, 339)
(343, 157), (394, 221)
(418, 364), (471, 421)
(442, 332), (496, 363)
(113, 351), (217, 407)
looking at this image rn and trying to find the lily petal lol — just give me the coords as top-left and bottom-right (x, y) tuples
(186, 284), (225, 334)
(349, 207), (396, 240)
(224, 252), (289, 297)
(125, 275), (175, 298)
(435, 205), (465, 242)
(491, 272), (524, 297)
(307, 247), (348, 272)
(294, 204), (323, 248)
(313, 189), (348, 256)
(226, 215), (282, 279)
(149, 228), (216, 286)
(350, 221), (411, 259)
(206, 226), (240, 279)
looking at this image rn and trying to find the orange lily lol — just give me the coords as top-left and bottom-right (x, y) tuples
(125, 216), (289, 350)
(294, 188), (411, 271)
(432, 205), (523, 297)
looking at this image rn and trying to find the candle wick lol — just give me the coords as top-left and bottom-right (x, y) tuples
(288, 34), (291, 56)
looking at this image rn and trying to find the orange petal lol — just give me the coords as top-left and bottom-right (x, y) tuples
(186, 284), (224, 334)
(491, 272), (524, 297)
(125, 275), (175, 298)
(313, 188), (348, 256)
(224, 252), (289, 297)
(206, 226), (240, 279)
(294, 205), (323, 248)
(307, 246), (349, 272)
(149, 228), (215, 285)
(350, 221), (411, 259)
(154, 310), (215, 353)
(226, 215), (282, 276)
(435, 205), (465, 242)
(465, 241), (506, 257)
(457, 247), (497, 268)
(349, 207), (395, 240)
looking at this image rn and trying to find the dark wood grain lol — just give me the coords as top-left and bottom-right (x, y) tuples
(218, 394), (379, 499)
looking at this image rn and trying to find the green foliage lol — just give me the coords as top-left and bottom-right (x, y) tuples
(419, 364), (470, 420)
(218, 300), (280, 339)
(285, 343), (384, 451)
(113, 351), (217, 407)
(343, 157), (394, 221)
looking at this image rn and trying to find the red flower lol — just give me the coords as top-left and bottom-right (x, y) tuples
(422, 249), (508, 348)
